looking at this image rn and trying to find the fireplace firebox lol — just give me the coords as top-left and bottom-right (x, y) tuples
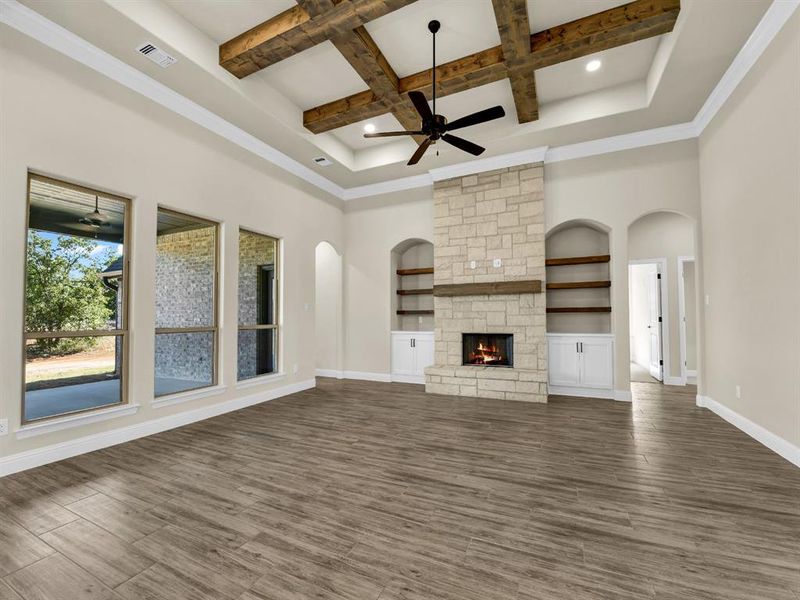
(462, 333), (513, 367)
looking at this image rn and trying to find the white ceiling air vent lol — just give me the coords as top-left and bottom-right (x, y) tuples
(136, 42), (177, 68)
(313, 156), (333, 167)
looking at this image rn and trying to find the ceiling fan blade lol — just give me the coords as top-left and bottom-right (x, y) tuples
(408, 90), (433, 122)
(364, 130), (424, 138)
(445, 106), (505, 132)
(442, 134), (485, 156)
(407, 137), (432, 165)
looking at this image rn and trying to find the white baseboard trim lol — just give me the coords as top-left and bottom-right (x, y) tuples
(548, 385), (615, 400)
(315, 369), (344, 379)
(0, 378), (316, 478)
(614, 389), (633, 402)
(696, 395), (800, 468)
(342, 370), (392, 383)
(686, 370), (697, 385)
(391, 374), (425, 385)
(664, 376), (685, 386)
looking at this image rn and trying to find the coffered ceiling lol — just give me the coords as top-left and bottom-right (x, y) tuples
(13, 0), (773, 188)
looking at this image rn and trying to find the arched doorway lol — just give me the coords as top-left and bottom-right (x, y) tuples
(627, 211), (697, 386)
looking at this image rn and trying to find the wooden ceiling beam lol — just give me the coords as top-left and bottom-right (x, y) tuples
(303, 0), (680, 133)
(220, 0), (416, 78)
(491, 0), (538, 123)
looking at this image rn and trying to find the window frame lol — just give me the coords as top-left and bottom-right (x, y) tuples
(21, 173), (132, 425)
(154, 207), (221, 397)
(237, 228), (281, 381)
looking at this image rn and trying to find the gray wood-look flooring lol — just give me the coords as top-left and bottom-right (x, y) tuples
(1, 379), (798, 599)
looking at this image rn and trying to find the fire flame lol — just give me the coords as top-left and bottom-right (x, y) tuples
(468, 341), (504, 365)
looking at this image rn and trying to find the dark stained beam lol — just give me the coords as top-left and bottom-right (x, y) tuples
(304, 0), (680, 133)
(220, 0), (416, 78)
(491, 0), (538, 123)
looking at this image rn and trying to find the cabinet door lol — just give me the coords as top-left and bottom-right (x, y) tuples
(413, 335), (435, 376)
(391, 335), (415, 377)
(547, 337), (581, 387)
(579, 338), (614, 389)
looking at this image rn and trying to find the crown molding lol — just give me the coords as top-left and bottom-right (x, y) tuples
(0, 0), (345, 199)
(693, 0), (799, 134)
(1, 0), (797, 202)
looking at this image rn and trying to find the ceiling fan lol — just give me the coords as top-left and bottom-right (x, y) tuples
(364, 19), (505, 165)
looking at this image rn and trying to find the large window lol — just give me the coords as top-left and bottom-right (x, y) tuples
(23, 174), (130, 423)
(238, 229), (279, 381)
(154, 209), (219, 396)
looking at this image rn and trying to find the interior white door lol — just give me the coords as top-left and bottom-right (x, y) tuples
(647, 271), (663, 381)
(579, 338), (614, 389)
(391, 334), (415, 377)
(548, 337), (581, 387)
(413, 335), (435, 376)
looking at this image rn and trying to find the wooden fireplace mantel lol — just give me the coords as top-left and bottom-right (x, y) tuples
(433, 280), (543, 297)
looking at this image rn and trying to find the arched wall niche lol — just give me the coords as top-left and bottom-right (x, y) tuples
(546, 219), (612, 334)
(390, 238), (434, 332)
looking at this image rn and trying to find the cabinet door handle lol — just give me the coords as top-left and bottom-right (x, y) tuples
(412, 338), (415, 348)
(580, 342), (583, 353)
(576, 342), (579, 353)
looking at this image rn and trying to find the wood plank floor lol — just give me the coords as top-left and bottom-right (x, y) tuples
(1, 379), (798, 599)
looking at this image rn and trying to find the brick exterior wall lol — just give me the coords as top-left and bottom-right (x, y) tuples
(425, 163), (548, 403)
(154, 227), (215, 382)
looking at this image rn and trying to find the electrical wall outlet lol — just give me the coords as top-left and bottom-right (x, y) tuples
(293, 364), (299, 374)
(735, 385), (741, 399)
(469, 260), (476, 269)
(705, 294), (710, 306)
(492, 258), (502, 268)
(0, 419), (8, 436)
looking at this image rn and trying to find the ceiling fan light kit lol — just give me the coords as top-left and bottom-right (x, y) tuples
(364, 19), (505, 166)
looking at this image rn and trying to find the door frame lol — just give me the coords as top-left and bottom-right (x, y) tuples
(677, 256), (695, 386)
(628, 258), (670, 384)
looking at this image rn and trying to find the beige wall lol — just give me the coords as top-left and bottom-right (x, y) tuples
(683, 260), (697, 372)
(0, 31), (343, 460)
(628, 211), (696, 381)
(544, 139), (702, 392)
(315, 241), (342, 373)
(343, 191), (433, 376)
(698, 12), (800, 445)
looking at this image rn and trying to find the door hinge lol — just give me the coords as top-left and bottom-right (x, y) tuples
(657, 273), (662, 279)
(658, 316), (662, 323)
(659, 359), (664, 366)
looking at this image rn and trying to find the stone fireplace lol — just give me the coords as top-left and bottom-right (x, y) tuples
(425, 162), (547, 403)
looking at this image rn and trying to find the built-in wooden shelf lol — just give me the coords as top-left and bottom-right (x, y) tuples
(397, 267), (434, 276)
(397, 310), (434, 315)
(546, 280), (611, 290)
(545, 255), (611, 267)
(547, 306), (612, 313)
(397, 288), (433, 296)
(433, 280), (542, 297)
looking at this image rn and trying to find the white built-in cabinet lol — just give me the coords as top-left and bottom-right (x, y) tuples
(391, 331), (434, 384)
(547, 333), (614, 398)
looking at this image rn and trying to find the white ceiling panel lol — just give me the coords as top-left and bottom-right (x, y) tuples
(163, 0), (294, 43)
(331, 113), (410, 150)
(257, 41), (369, 110)
(536, 37), (661, 104)
(527, 0), (630, 33)
(364, 0), (501, 78)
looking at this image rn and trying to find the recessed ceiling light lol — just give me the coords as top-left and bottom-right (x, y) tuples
(586, 59), (602, 72)
(363, 123), (376, 133)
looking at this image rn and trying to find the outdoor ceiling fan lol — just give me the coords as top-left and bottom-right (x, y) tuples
(364, 20), (505, 165)
(78, 196), (111, 229)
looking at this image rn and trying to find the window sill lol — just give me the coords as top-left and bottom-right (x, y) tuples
(151, 385), (228, 409)
(15, 403), (140, 440)
(235, 372), (286, 390)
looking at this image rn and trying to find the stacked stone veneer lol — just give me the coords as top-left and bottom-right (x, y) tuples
(425, 162), (547, 403)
